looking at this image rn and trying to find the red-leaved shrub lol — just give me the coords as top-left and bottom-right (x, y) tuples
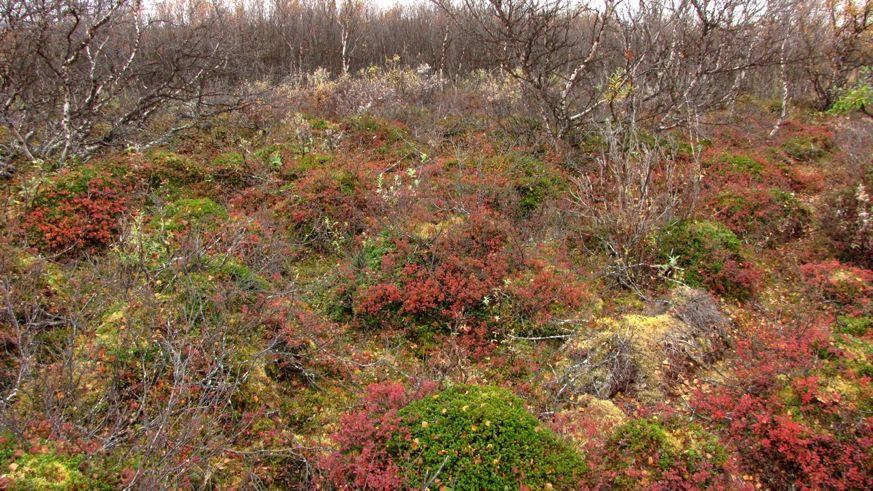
(692, 317), (873, 489)
(801, 260), (872, 313)
(320, 381), (436, 490)
(25, 177), (127, 253)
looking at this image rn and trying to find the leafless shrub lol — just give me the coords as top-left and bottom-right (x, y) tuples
(434, 0), (616, 141)
(663, 287), (731, 382)
(670, 287), (730, 338)
(552, 295), (730, 405)
(554, 329), (639, 401)
(0, 212), (334, 487)
(571, 123), (697, 290)
(0, 0), (240, 166)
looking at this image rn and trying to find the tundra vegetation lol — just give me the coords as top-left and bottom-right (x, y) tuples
(0, 0), (871, 489)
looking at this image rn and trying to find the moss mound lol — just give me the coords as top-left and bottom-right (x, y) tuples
(557, 288), (729, 402)
(5, 451), (89, 490)
(161, 197), (227, 231)
(390, 385), (586, 490)
(603, 417), (728, 489)
(781, 135), (830, 161)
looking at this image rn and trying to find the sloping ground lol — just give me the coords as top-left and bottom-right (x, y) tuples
(0, 106), (870, 489)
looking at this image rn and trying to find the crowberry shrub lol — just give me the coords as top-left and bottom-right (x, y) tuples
(657, 220), (761, 299)
(709, 184), (809, 244)
(820, 183), (873, 268)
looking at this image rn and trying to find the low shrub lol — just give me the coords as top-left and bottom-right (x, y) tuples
(598, 417), (730, 489)
(657, 220), (761, 299)
(390, 385), (586, 489)
(692, 315), (873, 490)
(26, 174), (127, 254)
(800, 259), (872, 312)
(711, 186), (810, 244)
(321, 381), (435, 490)
(275, 166), (372, 253)
(819, 183), (872, 268)
(348, 211), (516, 328)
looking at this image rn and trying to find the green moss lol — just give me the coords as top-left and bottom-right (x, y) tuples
(213, 151), (244, 168)
(6, 451), (89, 490)
(333, 169), (359, 196)
(299, 153), (333, 171)
(308, 117), (330, 130)
(837, 315), (871, 336)
(94, 305), (159, 370)
(254, 145), (283, 170)
(147, 149), (206, 186)
(605, 418), (727, 488)
(657, 220), (741, 287)
(781, 136), (828, 162)
(207, 257), (271, 291)
(390, 385), (586, 489)
(513, 156), (567, 216)
(347, 115), (405, 143)
(210, 151), (248, 186)
(280, 153), (333, 180)
(161, 197), (227, 231)
(720, 153), (763, 177)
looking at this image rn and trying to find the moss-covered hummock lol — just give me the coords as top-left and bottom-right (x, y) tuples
(603, 417), (728, 489)
(390, 384), (586, 490)
(160, 197), (228, 231)
(3, 451), (89, 490)
(559, 292), (728, 403)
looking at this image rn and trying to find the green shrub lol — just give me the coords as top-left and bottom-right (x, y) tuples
(657, 220), (759, 298)
(837, 315), (871, 336)
(828, 83), (873, 116)
(390, 385), (586, 489)
(253, 145), (283, 170)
